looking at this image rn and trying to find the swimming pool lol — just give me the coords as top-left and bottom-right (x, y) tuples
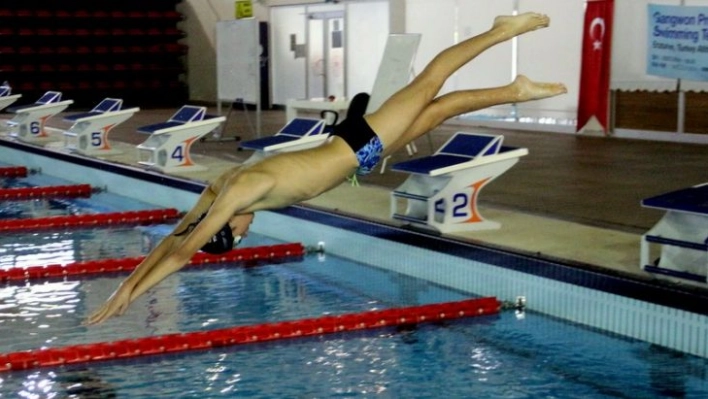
(1, 139), (708, 397)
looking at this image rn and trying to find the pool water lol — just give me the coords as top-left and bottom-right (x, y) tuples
(2, 260), (708, 398)
(1, 173), (172, 268)
(1, 174), (708, 397)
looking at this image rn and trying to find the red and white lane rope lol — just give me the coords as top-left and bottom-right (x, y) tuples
(0, 297), (500, 372)
(0, 242), (305, 282)
(0, 208), (182, 232)
(0, 184), (93, 200)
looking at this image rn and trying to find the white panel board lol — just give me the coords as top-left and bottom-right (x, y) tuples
(367, 34), (421, 113)
(216, 19), (260, 104)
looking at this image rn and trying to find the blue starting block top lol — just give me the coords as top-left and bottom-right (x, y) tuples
(241, 135), (307, 150)
(138, 105), (207, 134)
(279, 118), (324, 136)
(240, 118), (325, 151)
(642, 183), (708, 215)
(392, 154), (472, 174)
(36, 91), (62, 104)
(7, 91), (63, 113)
(64, 98), (124, 122)
(392, 132), (503, 174)
(442, 132), (503, 157)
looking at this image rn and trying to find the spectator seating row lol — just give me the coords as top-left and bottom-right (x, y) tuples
(0, 27), (182, 38)
(0, 43), (186, 56)
(1, 63), (183, 73)
(0, 1), (185, 108)
(10, 80), (183, 92)
(0, 9), (181, 20)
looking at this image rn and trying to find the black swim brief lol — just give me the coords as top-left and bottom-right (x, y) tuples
(331, 116), (383, 176)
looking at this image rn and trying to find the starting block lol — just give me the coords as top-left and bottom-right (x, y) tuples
(136, 105), (225, 173)
(62, 98), (140, 156)
(6, 91), (73, 143)
(240, 117), (327, 162)
(0, 85), (21, 114)
(641, 183), (708, 283)
(390, 132), (528, 233)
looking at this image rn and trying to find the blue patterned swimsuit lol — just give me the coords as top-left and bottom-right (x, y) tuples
(331, 116), (383, 176)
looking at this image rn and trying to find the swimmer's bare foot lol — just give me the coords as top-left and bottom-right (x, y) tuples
(492, 12), (550, 40)
(511, 75), (567, 102)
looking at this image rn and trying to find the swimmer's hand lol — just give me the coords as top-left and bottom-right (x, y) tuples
(85, 281), (135, 325)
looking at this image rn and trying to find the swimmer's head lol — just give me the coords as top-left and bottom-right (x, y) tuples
(200, 221), (237, 254)
(175, 212), (255, 254)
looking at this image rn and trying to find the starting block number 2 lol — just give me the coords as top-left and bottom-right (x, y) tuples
(434, 181), (487, 224)
(435, 193), (476, 219)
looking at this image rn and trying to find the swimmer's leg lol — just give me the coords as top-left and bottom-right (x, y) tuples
(384, 75), (567, 155)
(366, 12), (550, 149)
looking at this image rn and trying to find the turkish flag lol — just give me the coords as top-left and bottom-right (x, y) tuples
(576, 0), (614, 134)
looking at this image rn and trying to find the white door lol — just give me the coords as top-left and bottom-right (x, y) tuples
(307, 11), (345, 100)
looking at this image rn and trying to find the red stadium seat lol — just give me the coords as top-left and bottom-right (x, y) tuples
(15, 9), (32, 18)
(74, 10), (91, 18)
(55, 10), (72, 18)
(35, 10), (53, 18)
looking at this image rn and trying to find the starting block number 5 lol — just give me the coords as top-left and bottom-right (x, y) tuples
(90, 131), (108, 149)
(89, 124), (116, 150)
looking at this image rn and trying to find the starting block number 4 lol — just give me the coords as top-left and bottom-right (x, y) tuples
(162, 136), (200, 167)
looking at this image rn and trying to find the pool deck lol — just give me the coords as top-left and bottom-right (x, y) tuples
(2, 107), (707, 293)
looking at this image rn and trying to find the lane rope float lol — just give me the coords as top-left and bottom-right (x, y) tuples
(0, 166), (29, 178)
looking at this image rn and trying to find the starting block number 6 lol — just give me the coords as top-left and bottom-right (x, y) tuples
(30, 121), (41, 136)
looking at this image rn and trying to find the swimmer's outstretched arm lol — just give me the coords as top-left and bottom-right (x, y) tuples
(126, 173), (274, 300)
(129, 188), (219, 281)
(87, 171), (274, 324)
(86, 185), (219, 325)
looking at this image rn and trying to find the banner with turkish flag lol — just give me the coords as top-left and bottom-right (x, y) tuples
(576, 0), (614, 135)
